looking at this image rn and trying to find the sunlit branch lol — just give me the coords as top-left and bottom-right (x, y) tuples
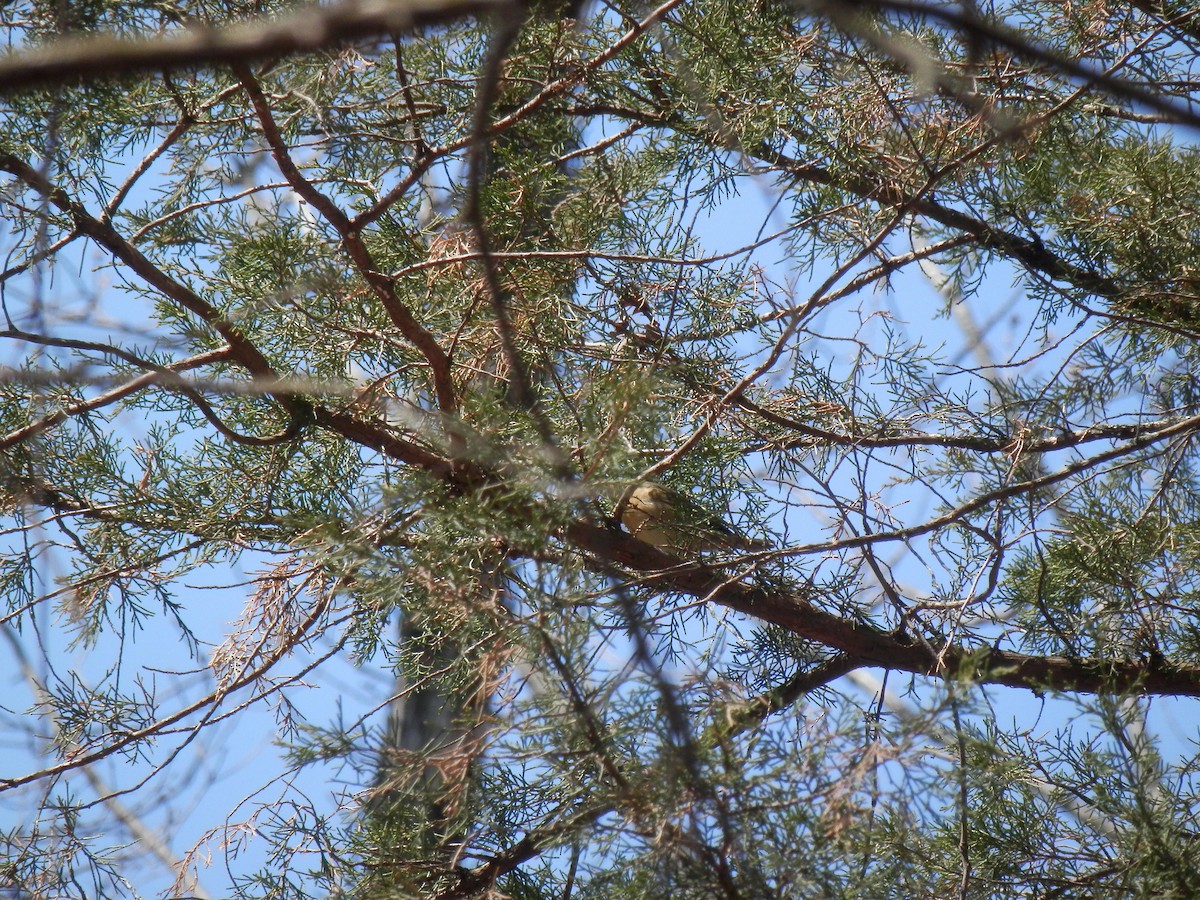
(0, 0), (504, 92)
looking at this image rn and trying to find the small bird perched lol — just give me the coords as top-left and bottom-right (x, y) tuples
(618, 482), (769, 555)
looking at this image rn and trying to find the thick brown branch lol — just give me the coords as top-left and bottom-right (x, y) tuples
(0, 0), (502, 92)
(760, 146), (1126, 302)
(312, 407), (479, 486)
(566, 522), (1200, 697)
(235, 63), (461, 420)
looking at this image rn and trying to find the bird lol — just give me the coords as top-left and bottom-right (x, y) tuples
(617, 482), (770, 555)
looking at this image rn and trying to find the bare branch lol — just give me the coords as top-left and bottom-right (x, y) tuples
(0, 0), (504, 93)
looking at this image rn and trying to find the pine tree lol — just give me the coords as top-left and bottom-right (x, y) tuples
(2, 1), (1200, 896)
